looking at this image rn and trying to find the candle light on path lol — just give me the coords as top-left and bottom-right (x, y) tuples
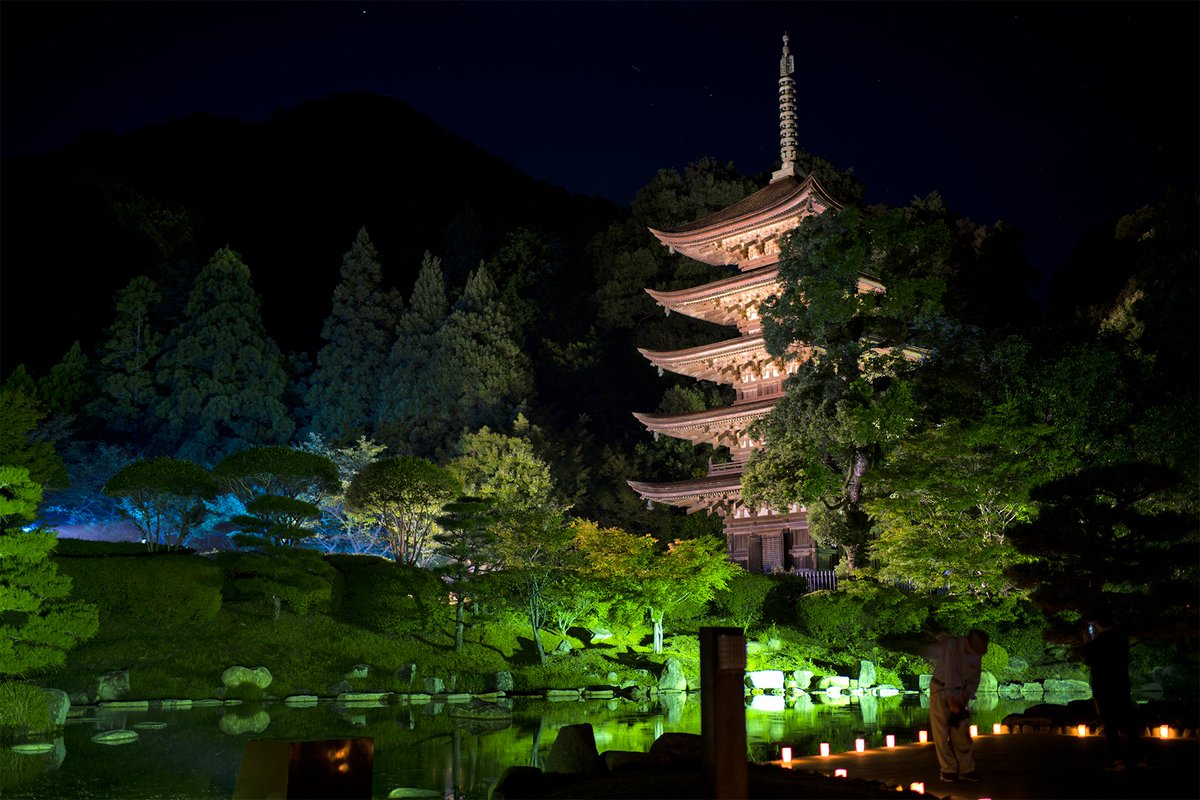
(780, 746), (792, 763)
(918, 730), (928, 743)
(1158, 725), (1170, 739)
(909, 781), (925, 794)
(885, 734), (895, 748)
(834, 768), (848, 778)
(855, 738), (866, 753)
(819, 742), (830, 757)
(968, 724), (978, 738)
(1076, 724), (1088, 737)
(992, 723), (1002, 735)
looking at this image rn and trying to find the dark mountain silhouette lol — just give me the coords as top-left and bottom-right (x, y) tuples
(2, 92), (621, 374)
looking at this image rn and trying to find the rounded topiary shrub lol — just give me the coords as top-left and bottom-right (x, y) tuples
(329, 555), (443, 635)
(218, 548), (336, 616)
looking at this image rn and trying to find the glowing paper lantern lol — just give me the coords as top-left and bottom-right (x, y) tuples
(885, 734), (895, 748)
(1076, 724), (1088, 737)
(968, 724), (978, 738)
(855, 738), (866, 752)
(780, 747), (792, 763)
(910, 781), (925, 794)
(918, 730), (928, 743)
(993, 723), (1002, 735)
(834, 768), (848, 778)
(1159, 725), (1170, 739)
(819, 742), (830, 757)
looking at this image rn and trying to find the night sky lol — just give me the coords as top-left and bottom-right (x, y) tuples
(3, 1), (1197, 288)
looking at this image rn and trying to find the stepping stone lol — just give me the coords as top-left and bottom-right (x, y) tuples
(11, 743), (56, 755)
(92, 729), (139, 745)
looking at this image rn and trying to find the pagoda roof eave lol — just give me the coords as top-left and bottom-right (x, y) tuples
(632, 397), (777, 430)
(627, 473), (744, 512)
(638, 334), (768, 366)
(647, 172), (843, 246)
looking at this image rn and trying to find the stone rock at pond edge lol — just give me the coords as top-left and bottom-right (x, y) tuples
(345, 664), (371, 680)
(649, 732), (703, 763)
(423, 676), (444, 694)
(918, 674), (933, 692)
(978, 670), (999, 694)
(1021, 682), (1045, 699)
(219, 710), (270, 735)
(1043, 678), (1091, 696)
(817, 675), (851, 691)
(545, 723), (602, 774)
(41, 688), (70, 728)
(746, 670), (785, 691)
(658, 658), (688, 692)
(792, 669), (815, 691)
(133, 721), (168, 730)
(386, 789), (442, 798)
(221, 665), (272, 689)
(492, 671), (514, 692)
(92, 729), (139, 745)
(69, 692), (90, 706)
(876, 685), (901, 697)
(284, 695), (319, 706)
(394, 663), (417, 686)
(328, 680), (354, 695)
(96, 669), (130, 702)
(858, 660), (877, 689)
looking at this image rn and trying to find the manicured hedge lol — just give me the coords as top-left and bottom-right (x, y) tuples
(215, 548), (338, 615)
(54, 551), (223, 627)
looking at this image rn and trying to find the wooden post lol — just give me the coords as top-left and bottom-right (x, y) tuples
(700, 626), (747, 800)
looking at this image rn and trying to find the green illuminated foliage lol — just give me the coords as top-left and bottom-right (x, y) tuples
(0, 527), (98, 680)
(0, 386), (68, 492)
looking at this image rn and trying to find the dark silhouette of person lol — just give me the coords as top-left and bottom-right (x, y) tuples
(1084, 610), (1145, 770)
(929, 628), (989, 783)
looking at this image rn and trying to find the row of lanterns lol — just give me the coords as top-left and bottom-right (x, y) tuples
(777, 723), (1180, 795)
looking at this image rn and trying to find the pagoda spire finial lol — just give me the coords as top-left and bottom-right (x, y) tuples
(772, 32), (800, 182)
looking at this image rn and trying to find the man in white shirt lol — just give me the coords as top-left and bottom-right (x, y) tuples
(929, 628), (989, 783)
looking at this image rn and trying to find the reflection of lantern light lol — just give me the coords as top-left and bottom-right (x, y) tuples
(855, 738), (865, 752)
(993, 723), (1003, 734)
(885, 734), (895, 748)
(910, 781), (925, 794)
(781, 747), (792, 763)
(1159, 725), (1170, 739)
(820, 742), (830, 757)
(1077, 724), (1088, 737)
(969, 724), (978, 738)
(918, 730), (928, 743)
(834, 768), (848, 778)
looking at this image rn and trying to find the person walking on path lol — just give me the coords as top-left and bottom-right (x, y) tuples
(929, 628), (989, 783)
(1084, 612), (1145, 771)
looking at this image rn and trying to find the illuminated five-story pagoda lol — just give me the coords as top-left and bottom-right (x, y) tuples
(628, 35), (879, 573)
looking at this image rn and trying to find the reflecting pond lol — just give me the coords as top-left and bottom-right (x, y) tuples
(3, 693), (1032, 799)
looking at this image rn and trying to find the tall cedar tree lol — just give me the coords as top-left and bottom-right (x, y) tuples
(307, 227), (402, 443)
(88, 276), (164, 438)
(153, 248), (293, 464)
(378, 252), (447, 453)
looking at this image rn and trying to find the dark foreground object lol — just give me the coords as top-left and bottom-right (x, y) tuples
(495, 732), (1199, 800)
(233, 737), (374, 799)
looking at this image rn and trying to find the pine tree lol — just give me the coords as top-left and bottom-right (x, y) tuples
(0, 466), (99, 679)
(307, 228), (402, 443)
(88, 276), (163, 437)
(37, 341), (93, 420)
(153, 247), (294, 464)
